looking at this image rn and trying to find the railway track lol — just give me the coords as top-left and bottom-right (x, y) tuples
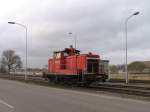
(98, 83), (150, 90)
(90, 84), (150, 97)
(0, 73), (150, 98)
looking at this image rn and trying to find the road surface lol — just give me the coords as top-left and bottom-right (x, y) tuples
(0, 79), (150, 112)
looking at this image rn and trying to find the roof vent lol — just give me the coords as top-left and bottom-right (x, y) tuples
(88, 52), (92, 55)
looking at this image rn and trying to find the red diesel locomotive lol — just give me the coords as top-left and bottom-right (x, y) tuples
(44, 45), (108, 85)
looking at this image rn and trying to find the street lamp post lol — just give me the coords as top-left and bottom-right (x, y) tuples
(68, 32), (78, 76)
(8, 22), (28, 81)
(68, 32), (77, 49)
(125, 12), (139, 84)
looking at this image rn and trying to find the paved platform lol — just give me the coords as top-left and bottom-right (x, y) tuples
(0, 79), (150, 112)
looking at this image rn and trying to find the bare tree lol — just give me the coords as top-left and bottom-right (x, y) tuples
(1, 50), (22, 73)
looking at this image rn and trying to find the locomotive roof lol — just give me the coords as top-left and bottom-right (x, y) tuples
(53, 49), (80, 54)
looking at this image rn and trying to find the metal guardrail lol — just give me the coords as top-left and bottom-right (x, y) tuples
(0, 73), (47, 82)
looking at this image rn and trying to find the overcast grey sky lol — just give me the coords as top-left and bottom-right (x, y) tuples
(0, 0), (150, 68)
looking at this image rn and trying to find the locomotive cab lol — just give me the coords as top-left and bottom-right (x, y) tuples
(86, 53), (99, 74)
(79, 53), (101, 84)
